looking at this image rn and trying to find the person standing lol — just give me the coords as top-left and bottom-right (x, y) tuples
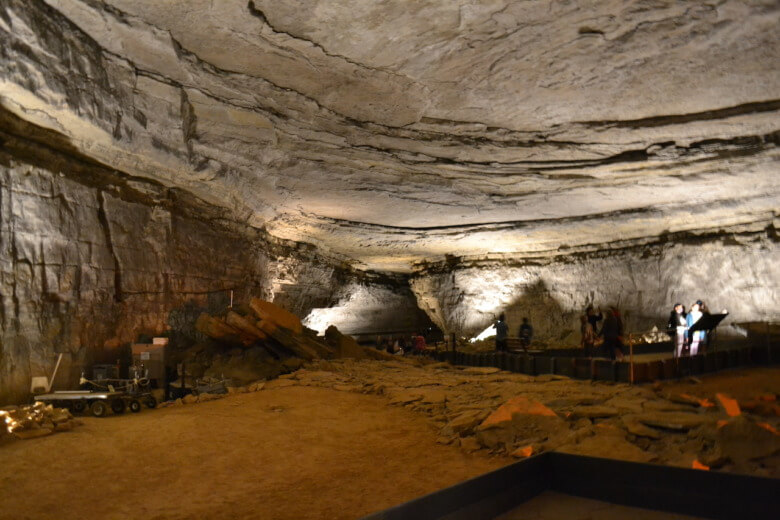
(412, 333), (427, 355)
(586, 305), (603, 331)
(495, 313), (508, 352)
(600, 307), (624, 361)
(519, 317), (533, 352)
(667, 303), (687, 358)
(580, 314), (596, 357)
(686, 301), (706, 356)
(699, 300), (712, 353)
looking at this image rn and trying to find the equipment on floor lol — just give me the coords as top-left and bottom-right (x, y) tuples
(30, 354), (157, 417)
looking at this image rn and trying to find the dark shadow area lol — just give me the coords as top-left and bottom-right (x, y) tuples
(364, 452), (778, 520)
(495, 279), (575, 348)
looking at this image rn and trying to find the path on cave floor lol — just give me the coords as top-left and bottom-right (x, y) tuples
(0, 385), (506, 520)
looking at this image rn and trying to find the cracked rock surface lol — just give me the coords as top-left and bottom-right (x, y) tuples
(288, 360), (780, 476)
(1, 0), (777, 272)
(0, 1), (778, 399)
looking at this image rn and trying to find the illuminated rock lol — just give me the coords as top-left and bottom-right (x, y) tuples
(0, 0), (778, 401)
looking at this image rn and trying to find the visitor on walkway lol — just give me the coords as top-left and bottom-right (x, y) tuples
(699, 300), (712, 353)
(580, 314), (596, 357)
(667, 303), (688, 358)
(686, 301), (706, 356)
(600, 307), (624, 361)
(586, 305), (603, 331)
(495, 313), (508, 352)
(412, 332), (427, 354)
(519, 317), (533, 352)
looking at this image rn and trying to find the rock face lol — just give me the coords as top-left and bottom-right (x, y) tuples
(0, 131), (427, 404)
(410, 231), (779, 339)
(0, 1), (778, 397)
(1, 0), (777, 270)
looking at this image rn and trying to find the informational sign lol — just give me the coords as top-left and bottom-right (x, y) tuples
(140, 351), (150, 360)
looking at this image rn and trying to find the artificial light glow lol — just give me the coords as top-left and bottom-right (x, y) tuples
(470, 323), (497, 343)
(303, 307), (348, 335)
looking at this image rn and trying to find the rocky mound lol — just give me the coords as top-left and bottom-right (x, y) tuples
(184, 298), (393, 385)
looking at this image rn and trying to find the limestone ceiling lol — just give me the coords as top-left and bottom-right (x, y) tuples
(1, 0), (778, 271)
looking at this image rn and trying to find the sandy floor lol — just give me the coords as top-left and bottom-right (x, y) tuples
(2, 364), (777, 520)
(0, 386), (506, 520)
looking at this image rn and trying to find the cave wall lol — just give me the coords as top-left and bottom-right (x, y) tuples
(411, 229), (779, 344)
(303, 281), (435, 340)
(0, 139), (422, 404)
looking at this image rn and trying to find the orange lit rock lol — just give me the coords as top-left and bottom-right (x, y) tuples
(715, 393), (741, 417)
(692, 460), (710, 470)
(756, 422), (779, 436)
(476, 397), (564, 451)
(511, 445), (534, 458)
(478, 396), (557, 430)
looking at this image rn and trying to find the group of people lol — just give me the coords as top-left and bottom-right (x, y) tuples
(580, 306), (625, 360)
(494, 314), (534, 352)
(492, 299), (714, 361)
(667, 300), (710, 357)
(377, 333), (428, 356)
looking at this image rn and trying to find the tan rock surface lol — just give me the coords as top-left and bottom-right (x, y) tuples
(0, 0), (778, 405)
(289, 360), (779, 476)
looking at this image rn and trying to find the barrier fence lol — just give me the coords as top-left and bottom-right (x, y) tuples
(429, 340), (778, 383)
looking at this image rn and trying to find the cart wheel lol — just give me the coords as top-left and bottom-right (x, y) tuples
(90, 400), (108, 418)
(71, 400), (86, 414)
(128, 399), (142, 413)
(110, 399), (126, 414)
(144, 396), (157, 409)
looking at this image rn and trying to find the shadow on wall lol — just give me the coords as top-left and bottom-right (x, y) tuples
(484, 280), (577, 346)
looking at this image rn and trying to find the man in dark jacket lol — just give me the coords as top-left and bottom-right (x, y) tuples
(495, 313), (508, 352)
(667, 303), (687, 358)
(600, 307), (624, 360)
(519, 317), (533, 352)
(586, 305), (603, 331)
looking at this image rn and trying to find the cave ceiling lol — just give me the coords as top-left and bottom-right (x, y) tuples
(1, 0), (778, 272)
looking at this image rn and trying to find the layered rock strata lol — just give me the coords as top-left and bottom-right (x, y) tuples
(0, 0), (778, 400)
(1, 0), (776, 271)
(411, 227), (779, 340)
(0, 121), (428, 404)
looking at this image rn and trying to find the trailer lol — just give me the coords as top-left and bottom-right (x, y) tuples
(30, 353), (156, 417)
(33, 390), (133, 417)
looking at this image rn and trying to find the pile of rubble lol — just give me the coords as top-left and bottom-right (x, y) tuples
(191, 298), (391, 383)
(1, 402), (79, 441)
(276, 360), (780, 476)
(157, 380), (267, 408)
(169, 298), (398, 389)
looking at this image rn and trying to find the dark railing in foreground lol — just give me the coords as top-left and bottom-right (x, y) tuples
(362, 452), (779, 520)
(428, 341), (778, 383)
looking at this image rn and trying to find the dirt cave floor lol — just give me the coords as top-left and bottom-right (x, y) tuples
(1, 363), (779, 520)
(0, 384), (505, 520)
